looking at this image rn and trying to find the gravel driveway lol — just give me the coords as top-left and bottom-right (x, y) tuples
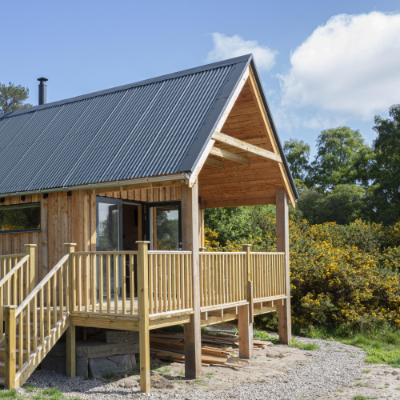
(16, 335), (366, 400)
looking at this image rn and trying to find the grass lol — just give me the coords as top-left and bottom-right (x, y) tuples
(206, 372), (214, 377)
(102, 372), (118, 379)
(310, 327), (400, 368)
(0, 390), (21, 399)
(290, 338), (320, 351)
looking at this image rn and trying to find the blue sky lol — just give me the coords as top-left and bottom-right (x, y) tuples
(2, 0), (400, 158)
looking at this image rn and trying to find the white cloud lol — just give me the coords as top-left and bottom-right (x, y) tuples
(279, 12), (400, 119)
(207, 33), (276, 71)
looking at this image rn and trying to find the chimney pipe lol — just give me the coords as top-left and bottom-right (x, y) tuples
(37, 77), (48, 105)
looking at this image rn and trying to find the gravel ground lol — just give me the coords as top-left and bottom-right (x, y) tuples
(17, 335), (366, 400)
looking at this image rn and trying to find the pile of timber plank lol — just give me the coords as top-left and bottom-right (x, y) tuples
(150, 332), (272, 367)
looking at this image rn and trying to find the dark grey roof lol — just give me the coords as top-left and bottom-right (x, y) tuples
(0, 54), (298, 199)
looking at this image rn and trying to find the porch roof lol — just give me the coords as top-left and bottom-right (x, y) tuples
(0, 55), (297, 200)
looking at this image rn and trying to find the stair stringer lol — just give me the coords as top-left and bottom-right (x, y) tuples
(15, 314), (71, 388)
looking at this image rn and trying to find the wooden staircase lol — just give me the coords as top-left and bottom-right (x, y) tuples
(0, 251), (73, 389)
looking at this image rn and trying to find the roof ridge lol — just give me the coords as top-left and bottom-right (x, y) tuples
(0, 54), (252, 120)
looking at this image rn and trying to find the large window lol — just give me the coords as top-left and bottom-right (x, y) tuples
(0, 203), (41, 233)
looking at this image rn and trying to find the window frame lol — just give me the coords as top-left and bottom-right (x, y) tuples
(0, 202), (41, 234)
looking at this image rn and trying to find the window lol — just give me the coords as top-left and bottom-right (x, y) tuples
(0, 203), (41, 233)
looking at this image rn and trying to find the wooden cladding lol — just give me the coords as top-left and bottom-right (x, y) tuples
(97, 186), (182, 202)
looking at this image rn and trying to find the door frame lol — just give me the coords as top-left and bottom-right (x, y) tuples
(145, 201), (182, 250)
(96, 196), (124, 251)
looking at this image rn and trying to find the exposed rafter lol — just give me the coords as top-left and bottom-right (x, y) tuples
(209, 147), (250, 166)
(212, 131), (282, 163)
(205, 158), (225, 169)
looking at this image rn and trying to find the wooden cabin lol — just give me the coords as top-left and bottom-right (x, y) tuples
(0, 54), (298, 392)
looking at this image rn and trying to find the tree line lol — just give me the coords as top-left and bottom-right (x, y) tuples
(284, 104), (400, 225)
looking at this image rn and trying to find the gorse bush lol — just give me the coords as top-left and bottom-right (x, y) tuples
(205, 206), (400, 335)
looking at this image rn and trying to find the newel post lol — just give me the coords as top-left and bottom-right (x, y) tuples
(238, 244), (253, 359)
(137, 241), (150, 394)
(276, 188), (292, 345)
(24, 244), (37, 293)
(64, 243), (76, 378)
(4, 305), (17, 389)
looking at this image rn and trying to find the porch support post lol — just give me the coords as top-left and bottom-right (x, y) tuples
(276, 188), (292, 344)
(137, 241), (150, 393)
(239, 244), (253, 358)
(181, 182), (202, 379)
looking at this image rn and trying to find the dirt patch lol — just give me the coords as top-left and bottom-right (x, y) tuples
(113, 344), (309, 395)
(322, 363), (400, 399)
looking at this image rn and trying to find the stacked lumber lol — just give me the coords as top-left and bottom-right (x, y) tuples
(150, 332), (272, 367)
(150, 335), (242, 367)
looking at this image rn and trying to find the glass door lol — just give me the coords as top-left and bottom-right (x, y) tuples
(96, 198), (122, 297)
(148, 202), (181, 250)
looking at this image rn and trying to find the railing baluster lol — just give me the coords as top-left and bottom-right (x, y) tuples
(46, 281), (51, 336)
(129, 254), (134, 315)
(106, 254), (111, 314)
(77, 256), (82, 312)
(99, 255), (104, 313)
(172, 255), (176, 311)
(122, 253), (126, 314)
(26, 301), (31, 362)
(52, 275), (57, 328)
(18, 313), (23, 371)
(177, 254), (181, 310)
(152, 255), (157, 314)
(92, 254), (96, 313)
(59, 265), (63, 318)
(85, 254), (89, 312)
(148, 254), (153, 314)
(40, 289), (44, 343)
(33, 296), (37, 354)
(114, 254), (119, 314)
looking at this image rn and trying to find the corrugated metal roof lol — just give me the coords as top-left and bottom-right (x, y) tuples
(0, 56), (252, 195)
(0, 54), (298, 199)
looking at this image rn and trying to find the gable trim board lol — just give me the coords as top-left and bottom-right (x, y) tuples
(0, 54), (298, 204)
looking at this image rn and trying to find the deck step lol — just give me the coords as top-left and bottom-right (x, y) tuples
(0, 361), (21, 377)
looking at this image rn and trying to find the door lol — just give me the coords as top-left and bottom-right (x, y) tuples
(96, 198), (122, 297)
(147, 202), (181, 250)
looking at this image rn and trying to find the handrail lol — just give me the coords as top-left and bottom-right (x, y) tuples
(15, 254), (69, 316)
(72, 251), (138, 255)
(0, 253), (25, 259)
(0, 255), (29, 288)
(250, 252), (285, 255)
(148, 250), (192, 254)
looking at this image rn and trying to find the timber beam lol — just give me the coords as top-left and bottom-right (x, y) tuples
(212, 131), (282, 163)
(92, 179), (187, 195)
(200, 196), (276, 209)
(205, 158), (225, 169)
(209, 147), (250, 166)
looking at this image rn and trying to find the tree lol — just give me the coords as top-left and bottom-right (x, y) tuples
(283, 138), (310, 182)
(295, 184), (366, 225)
(306, 127), (372, 191)
(367, 105), (400, 224)
(0, 82), (32, 114)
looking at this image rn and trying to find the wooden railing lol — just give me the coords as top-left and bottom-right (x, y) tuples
(0, 254), (26, 280)
(148, 251), (192, 316)
(199, 252), (247, 309)
(0, 245), (36, 338)
(70, 251), (138, 316)
(251, 252), (286, 300)
(5, 253), (70, 386)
